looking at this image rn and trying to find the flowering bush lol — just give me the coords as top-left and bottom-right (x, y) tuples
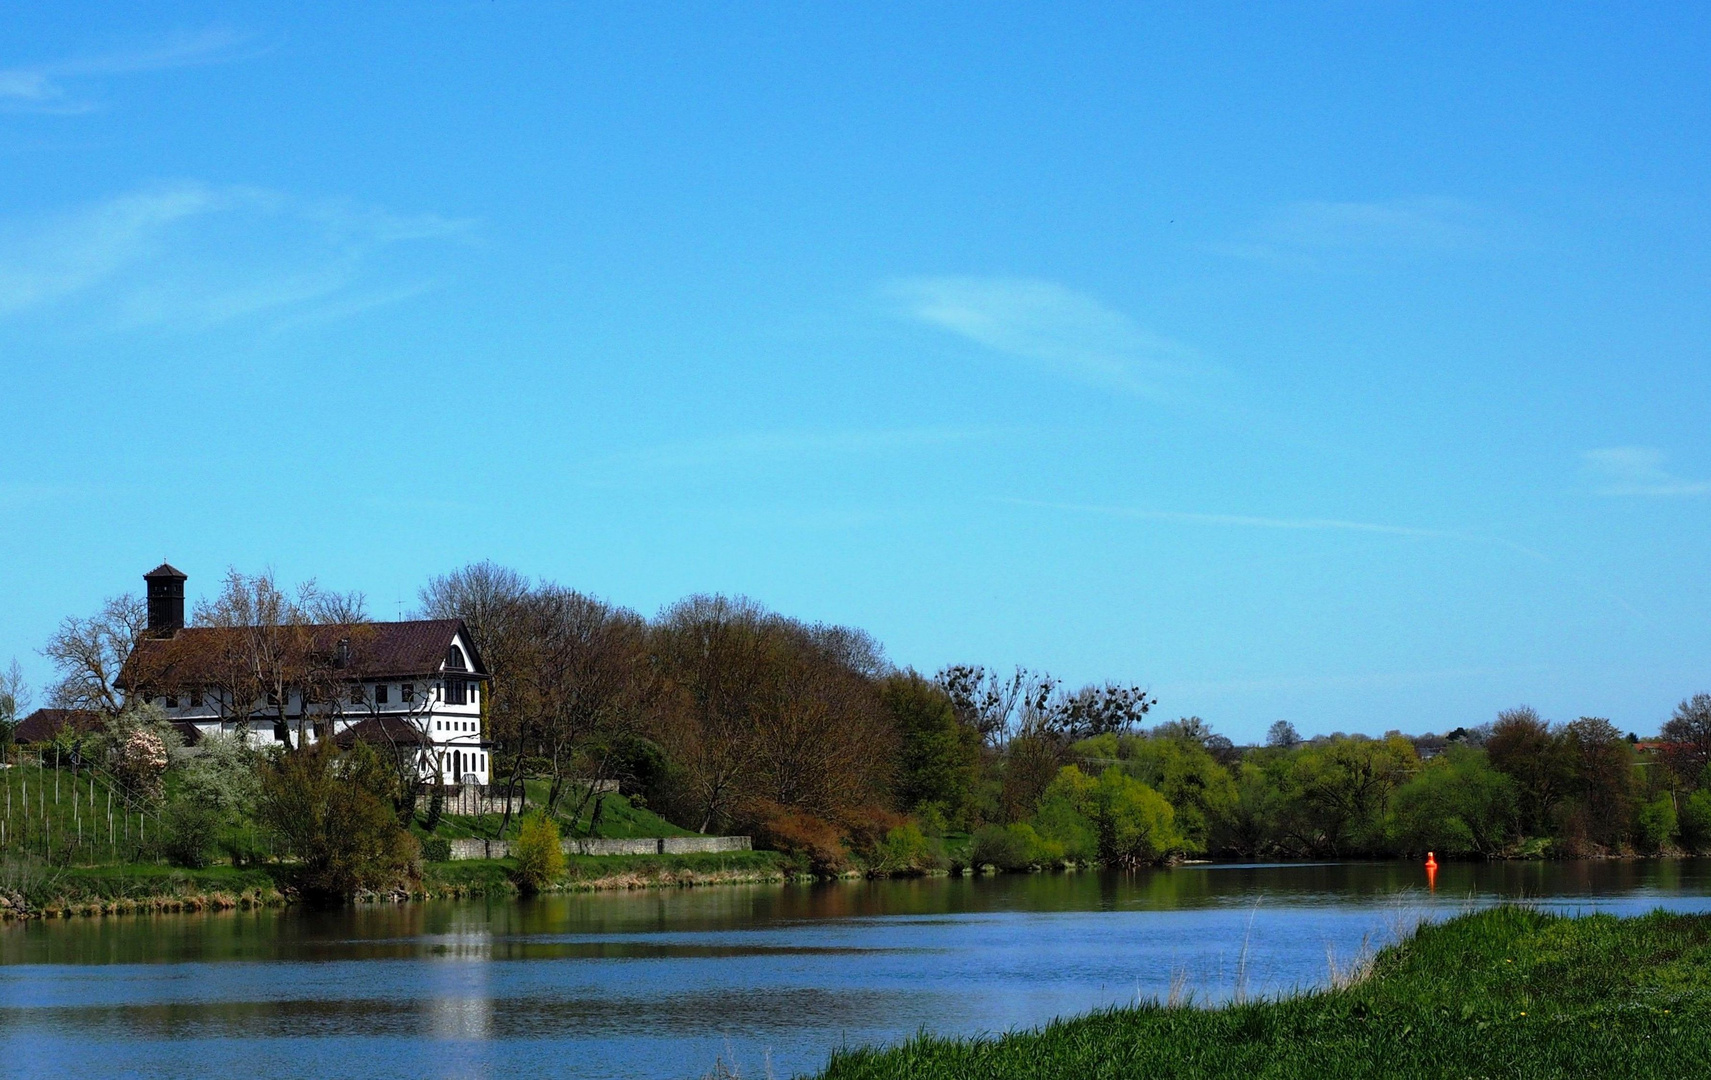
(115, 728), (170, 802)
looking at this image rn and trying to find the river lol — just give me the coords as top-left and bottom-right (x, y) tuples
(3, 859), (1709, 1079)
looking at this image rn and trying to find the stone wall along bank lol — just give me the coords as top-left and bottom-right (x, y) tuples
(447, 835), (752, 860)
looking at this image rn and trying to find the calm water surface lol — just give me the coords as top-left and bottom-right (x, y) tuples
(3, 860), (1709, 1079)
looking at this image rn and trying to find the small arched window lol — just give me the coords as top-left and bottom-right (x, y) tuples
(446, 645), (466, 671)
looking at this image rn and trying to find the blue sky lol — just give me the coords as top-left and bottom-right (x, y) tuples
(3, 3), (1709, 741)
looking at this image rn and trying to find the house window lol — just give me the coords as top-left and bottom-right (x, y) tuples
(446, 645), (466, 671)
(190, 687), (203, 707)
(267, 690), (280, 707)
(446, 678), (467, 706)
(350, 685), (366, 705)
(376, 683), (389, 704)
(470, 684), (478, 704)
(165, 694), (179, 708)
(402, 683), (414, 703)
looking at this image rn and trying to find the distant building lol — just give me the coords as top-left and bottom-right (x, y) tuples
(114, 563), (492, 786)
(13, 708), (103, 744)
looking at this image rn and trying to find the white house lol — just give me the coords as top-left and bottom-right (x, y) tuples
(116, 564), (493, 786)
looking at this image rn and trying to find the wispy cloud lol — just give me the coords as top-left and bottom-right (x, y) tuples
(1219, 197), (1491, 268)
(0, 183), (471, 330)
(1009, 497), (1551, 562)
(0, 26), (255, 113)
(1009, 497), (1452, 538)
(886, 276), (1214, 399)
(1583, 447), (1711, 497)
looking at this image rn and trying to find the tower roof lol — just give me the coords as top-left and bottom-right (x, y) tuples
(144, 563), (187, 580)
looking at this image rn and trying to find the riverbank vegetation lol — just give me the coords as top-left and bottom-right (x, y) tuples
(816, 906), (1711, 1080)
(6, 562), (1711, 909)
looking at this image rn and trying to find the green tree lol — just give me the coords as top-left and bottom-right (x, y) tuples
(1562, 717), (1635, 850)
(1633, 793), (1678, 855)
(0, 659), (26, 760)
(511, 811), (566, 892)
(1038, 765), (1185, 866)
(1679, 789), (1711, 852)
(1285, 735), (1418, 856)
(166, 732), (262, 868)
(1390, 746), (1518, 857)
(1121, 733), (1236, 851)
(258, 741), (418, 900)
(1485, 706), (1571, 837)
(881, 672), (981, 827)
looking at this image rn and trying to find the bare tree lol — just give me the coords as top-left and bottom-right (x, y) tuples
(650, 596), (897, 833)
(420, 562), (533, 834)
(517, 584), (650, 822)
(42, 594), (148, 716)
(1048, 682), (1154, 740)
(1662, 693), (1711, 782)
(935, 665), (1035, 746)
(193, 568), (368, 749)
(0, 659), (28, 756)
(650, 595), (775, 832)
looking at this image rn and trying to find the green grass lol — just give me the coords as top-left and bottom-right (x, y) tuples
(818, 906), (1711, 1080)
(416, 782), (696, 842)
(0, 761), (158, 864)
(420, 850), (784, 896)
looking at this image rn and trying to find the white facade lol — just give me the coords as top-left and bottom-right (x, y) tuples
(133, 628), (492, 786)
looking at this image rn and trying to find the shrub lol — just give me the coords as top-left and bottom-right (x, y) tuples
(754, 803), (850, 873)
(1680, 790), (1711, 852)
(420, 836), (452, 863)
(511, 812), (565, 893)
(969, 823), (1060, 871)
(163, 800), (222, 869)
(871, 823), (945, 876)
(258, 741), (419, 900)
(1634, 793), (1678, 855)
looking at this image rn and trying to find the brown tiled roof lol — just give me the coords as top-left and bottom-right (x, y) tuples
(117, 619), (485, 693)
(145, 563), (187, 580)
(14, 708), (103, 743)
(335, 714), (431, 749)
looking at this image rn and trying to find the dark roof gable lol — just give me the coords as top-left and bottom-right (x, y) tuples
(144, 563), (187, 580)
(14, 708), (103, 743)
(117, 618), (487, 692)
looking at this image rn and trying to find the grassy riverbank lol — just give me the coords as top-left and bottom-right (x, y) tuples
(419, 850), (786, 897)
(0, 849), (789, 918)
(818, 906), (1711, 1080)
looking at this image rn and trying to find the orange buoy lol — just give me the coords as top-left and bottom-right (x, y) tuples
(1424, 851), (1438, 869)
(1424, 851), (1438, 891)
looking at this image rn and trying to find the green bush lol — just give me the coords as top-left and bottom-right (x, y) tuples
(1037, 765), (1186, 866)
(163, 800), (222, 869)
(1680, 789), (1711, 852)
(257, 741), (419, 900)
(420, 836), (452, 863)
(969, 823), (1060, 871)
(511, 811), (565, 893)
(871, 823), (945, 875)
(1634, 793), (1679, 854)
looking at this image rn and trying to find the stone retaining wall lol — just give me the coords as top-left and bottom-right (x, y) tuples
(446, 835), (752, 861)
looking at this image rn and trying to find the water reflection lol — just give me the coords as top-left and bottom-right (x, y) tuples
(2, 860), (1709, 1080)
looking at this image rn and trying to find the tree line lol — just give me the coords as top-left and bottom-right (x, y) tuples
(420, 561), (1711, 868)
(8, 560), (1711, 887)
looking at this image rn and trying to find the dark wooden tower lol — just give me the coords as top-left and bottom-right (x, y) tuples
(144, 562), (187, 636)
